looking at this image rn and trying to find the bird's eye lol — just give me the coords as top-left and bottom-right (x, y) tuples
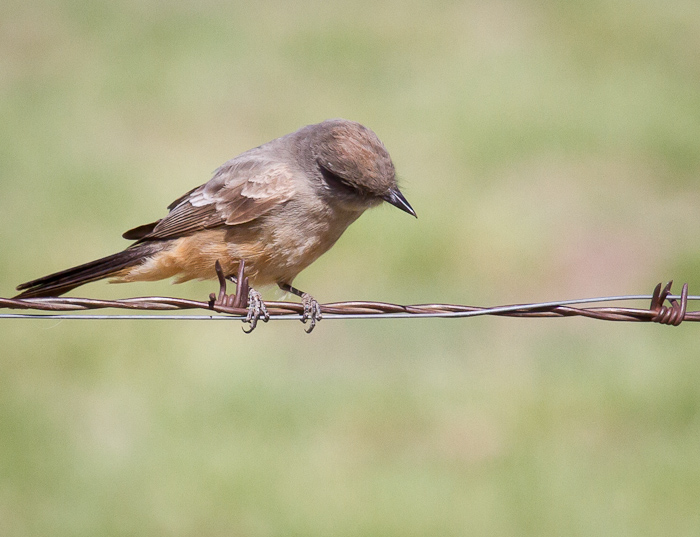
(318, 163), (364, 196)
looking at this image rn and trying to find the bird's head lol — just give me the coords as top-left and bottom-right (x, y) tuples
(305, 119), (416, 217)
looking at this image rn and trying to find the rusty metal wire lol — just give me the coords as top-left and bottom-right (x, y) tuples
(0, 281), (698, 328)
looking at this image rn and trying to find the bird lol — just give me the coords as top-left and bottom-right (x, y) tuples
(15, 118), (416, 331)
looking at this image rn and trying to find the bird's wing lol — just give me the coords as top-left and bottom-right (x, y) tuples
(127, 155), (298, 242)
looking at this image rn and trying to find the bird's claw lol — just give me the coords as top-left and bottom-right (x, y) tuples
(243, 288), (270, 333)
(301, 293), (322, 333)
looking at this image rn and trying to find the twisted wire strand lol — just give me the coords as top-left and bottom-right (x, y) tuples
(0, 281), (696, 324)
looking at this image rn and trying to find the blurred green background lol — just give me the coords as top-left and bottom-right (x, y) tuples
(2, 0), (700, 535)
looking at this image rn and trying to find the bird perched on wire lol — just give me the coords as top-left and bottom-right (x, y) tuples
(15, 119), (417, 331)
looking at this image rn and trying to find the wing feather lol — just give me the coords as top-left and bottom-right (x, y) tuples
(132, 155), (297, 242)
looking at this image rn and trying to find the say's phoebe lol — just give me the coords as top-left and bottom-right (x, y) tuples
(15, 119), (416, 330)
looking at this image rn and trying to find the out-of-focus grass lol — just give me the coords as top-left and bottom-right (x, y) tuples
(2, 0), (700, 535)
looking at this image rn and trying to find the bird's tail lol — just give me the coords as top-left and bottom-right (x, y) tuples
(14, 243), (161, 298)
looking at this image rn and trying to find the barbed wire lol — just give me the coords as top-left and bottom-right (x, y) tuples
(0, 282), (696, 331)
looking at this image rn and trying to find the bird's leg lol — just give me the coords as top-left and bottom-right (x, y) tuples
(278, 282), (322, 333)
(209, 260), (269, 332)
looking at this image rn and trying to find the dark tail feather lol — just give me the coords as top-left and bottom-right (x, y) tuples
(14, 244), (160, 298)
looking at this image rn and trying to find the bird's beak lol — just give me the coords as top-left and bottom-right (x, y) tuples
(383, 188), (417, 218)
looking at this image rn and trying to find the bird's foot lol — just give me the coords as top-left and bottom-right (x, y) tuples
(301, 292), (322, 333)
(243, 288), (270, 333)
(277, 283), (323, 333)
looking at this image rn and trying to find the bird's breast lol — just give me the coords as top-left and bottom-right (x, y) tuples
(230, 203), (363, 286)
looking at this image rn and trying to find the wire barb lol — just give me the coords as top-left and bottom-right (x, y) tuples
(650, 281), (688, 326)
(207, 259), (270, 332)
